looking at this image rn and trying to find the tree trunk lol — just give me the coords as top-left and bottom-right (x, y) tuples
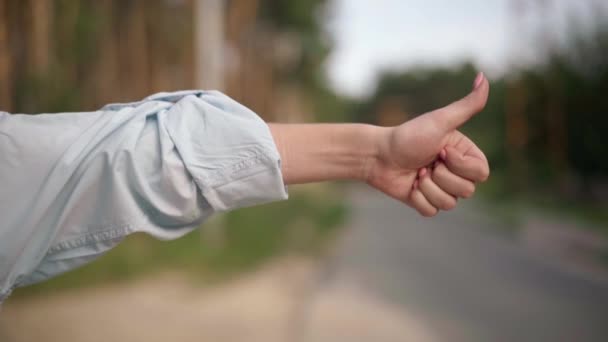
(505, 80), (529, 191)
(0, 0), (12, 110)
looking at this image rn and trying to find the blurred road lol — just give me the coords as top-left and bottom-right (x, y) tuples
(320, 185), (608, 342)
(3, 185), (608, 342)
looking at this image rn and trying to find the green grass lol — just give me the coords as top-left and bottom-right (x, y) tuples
(12, 190), (348, 298)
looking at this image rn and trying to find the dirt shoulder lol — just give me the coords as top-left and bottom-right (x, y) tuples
(0, 257), (436, 342)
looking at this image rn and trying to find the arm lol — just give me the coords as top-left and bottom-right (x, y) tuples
(0, 74), (489, 300)
(269, 72), (490, 216)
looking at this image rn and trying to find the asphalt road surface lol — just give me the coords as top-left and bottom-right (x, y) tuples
(320, 186), (608, 342)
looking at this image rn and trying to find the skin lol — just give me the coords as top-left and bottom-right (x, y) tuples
(269, 72), (490, 217)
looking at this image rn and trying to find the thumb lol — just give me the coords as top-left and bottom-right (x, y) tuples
(430, 72), (489, 132)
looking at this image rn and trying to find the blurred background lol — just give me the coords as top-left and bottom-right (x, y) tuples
(1, 0), (608, 341)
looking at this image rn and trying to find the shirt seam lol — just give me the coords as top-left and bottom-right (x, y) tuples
(201, 149), (277, 187)
(45, 224), (136, 256)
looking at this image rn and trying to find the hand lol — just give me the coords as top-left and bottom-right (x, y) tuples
(366, 73), (490, 216)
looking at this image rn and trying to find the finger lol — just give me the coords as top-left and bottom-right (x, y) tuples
(460, 142), (487, 164)
(429, 72), (489, 132)
(418, 173), (458, 211)
(408, 188), (438, 217)
(443, 146), (490, 182)
(432, 162), (476, 198)
(451, 135), (488, 164)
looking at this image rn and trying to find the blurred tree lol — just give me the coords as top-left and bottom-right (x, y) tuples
(259, 0), (329, 80)
(0, 0), (340, 122)
(2, 0), (195, 113)
(257, 0), (344, 122)
(532, 18), (608, 197)
(0, 0), (12, 109)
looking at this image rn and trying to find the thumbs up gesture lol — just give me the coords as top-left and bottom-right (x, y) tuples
(366, 73), (490, 216)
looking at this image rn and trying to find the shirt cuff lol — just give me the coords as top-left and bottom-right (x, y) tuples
(199, 150), (288, 211)
(162, 91), (288, 212)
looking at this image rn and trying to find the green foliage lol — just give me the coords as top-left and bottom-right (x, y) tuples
(260, 0), (327, 34)
(16, 69), (83, 113)
(259, 0), (337, 121)
(14, 0), (102, 113)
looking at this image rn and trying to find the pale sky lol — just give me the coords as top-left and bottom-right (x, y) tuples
(324, 0), (608, 97)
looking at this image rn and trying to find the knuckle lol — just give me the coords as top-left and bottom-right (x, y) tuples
(480, 167), (490, 182)
(474, 163), (490, 182)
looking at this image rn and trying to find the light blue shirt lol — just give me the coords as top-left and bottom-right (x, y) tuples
(0, 90), (288, 302)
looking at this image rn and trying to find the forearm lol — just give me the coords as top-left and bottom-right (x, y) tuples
(268, 123), (382, 185)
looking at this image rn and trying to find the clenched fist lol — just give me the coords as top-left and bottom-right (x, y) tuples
(366, 72), (490, 216)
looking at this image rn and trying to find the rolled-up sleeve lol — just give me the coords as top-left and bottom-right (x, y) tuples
(0, 90), (288, 302)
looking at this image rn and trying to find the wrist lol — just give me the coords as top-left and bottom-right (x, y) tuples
(315, 123), (383, 182)
(358, 124), (389, 182)
(268, 123), (387, 184)
(358, 125), (394, 183)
